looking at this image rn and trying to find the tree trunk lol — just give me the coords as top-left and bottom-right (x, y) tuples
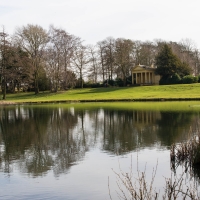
(80, 69), (83, 88)
(34, 72), (39, 94)
(2, 77), (6, 100)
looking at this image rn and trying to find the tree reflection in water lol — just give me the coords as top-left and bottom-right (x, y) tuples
(0, 105), (199, 180)
(0, 105), (84, 176)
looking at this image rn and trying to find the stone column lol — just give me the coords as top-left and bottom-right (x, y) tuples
(143, 73), (144, 84)
(132, 72), (134, 84)
(150, 72), (151, 83)
(148, 72), (150, 83)
(136, 73), (137, 84)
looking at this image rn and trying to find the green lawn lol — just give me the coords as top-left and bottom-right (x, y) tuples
(2, 83), (200, 103)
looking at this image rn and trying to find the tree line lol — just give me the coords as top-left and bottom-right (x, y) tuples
(0, 24), (200, 99)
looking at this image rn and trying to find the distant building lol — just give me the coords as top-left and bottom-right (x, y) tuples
(132, 64), (161, 85)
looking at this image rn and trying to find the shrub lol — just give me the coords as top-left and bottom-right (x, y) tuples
(198, 75), (200, 83)
(75, 78), (84, 88)
(170, 73), (181, 84)
(126, 75), (132, 85)
(159, 73), (181, 85)
(159, 76), (168, 85)
(110, 157), (200, 200)
(38, 76), (50, 91)
(91, 83), (102, 88)
(182, 75), (197, 84)
(103, 79), (115, 87)
(82, 81), (102, 88)
(193, 76), (198, 83)
(115, 78), (124, 87)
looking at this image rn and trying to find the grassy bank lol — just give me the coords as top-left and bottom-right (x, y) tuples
(1, 83), (200, 104)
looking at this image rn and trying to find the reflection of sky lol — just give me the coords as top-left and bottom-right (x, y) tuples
(0, 147), (189, 200)
(0, 106), (199, 199)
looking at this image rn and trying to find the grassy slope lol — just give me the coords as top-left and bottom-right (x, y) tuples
(2, 83), (200, 103)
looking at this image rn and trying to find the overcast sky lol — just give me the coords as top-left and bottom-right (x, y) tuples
(1, 0), (200, 47)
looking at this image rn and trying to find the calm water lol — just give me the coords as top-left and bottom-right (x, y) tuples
(0, 102), (200, 199)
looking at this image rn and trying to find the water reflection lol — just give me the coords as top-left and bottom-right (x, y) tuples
(0, 105), (199, 178)
(0, 106), (85, 176)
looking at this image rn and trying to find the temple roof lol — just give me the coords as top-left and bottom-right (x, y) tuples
(132, 64), (156, 72)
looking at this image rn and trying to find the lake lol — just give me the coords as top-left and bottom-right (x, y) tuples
(0, 102), (200, 200)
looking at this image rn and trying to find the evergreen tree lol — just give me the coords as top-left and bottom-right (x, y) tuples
(155, 44), (191, 80)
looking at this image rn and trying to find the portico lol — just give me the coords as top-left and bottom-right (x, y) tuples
(132, 65), (160, 85)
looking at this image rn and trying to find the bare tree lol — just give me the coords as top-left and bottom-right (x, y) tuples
(104, 37), (116, 81)
(45, 25), (80, 92)
(166, 39), (200, 76)
(139, 41), (156, 66)
(132, 40), (142, 65)
(192, 49), (200, 75)
(97, 40), (107, 82)
(72, 44), (90, 88)
(44, 46), (58, 92)
(87, 45), (99, 83)
(114, 38), (135, 86)
(14, 24), (49, 94)
(179, 39), (198, 75)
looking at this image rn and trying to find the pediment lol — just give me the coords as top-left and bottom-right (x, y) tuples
(132, 65), (156, 72)
(133, 66), (144, 71)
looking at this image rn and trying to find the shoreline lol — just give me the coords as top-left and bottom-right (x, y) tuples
(1, 97), (200, 105)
